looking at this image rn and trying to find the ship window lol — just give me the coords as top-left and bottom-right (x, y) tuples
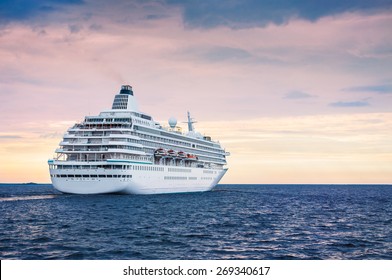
(112, 95), (129, 110)
(141, 114), (152, 120)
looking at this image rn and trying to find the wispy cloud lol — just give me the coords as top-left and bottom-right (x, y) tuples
(3, 0), (391, 29)
(145, 14), (171, 21)
(1, 0), (392, 184)
(166, 0), (392, 28)
(199, 112), (392, 183)
(0, 135), (22, 139)
(40, 132), (64, 139)
(283, 90), (316, 99)
(0, 0), (83, 25)
(343, 84), (392, 94)
(68, 23), (83, 33)
(199, 46), (252, 62)
(329, 100), (370, 107)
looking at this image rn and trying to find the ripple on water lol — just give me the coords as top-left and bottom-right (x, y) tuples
(1, 184), (392, 259)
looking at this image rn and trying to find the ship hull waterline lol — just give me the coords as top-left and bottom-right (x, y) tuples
(50, 166), (227, 195)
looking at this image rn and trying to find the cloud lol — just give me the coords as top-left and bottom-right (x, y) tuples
(0, 0), (391, 123)
(199, 46), (252, 62)
(88, 23), (102, 31)
(166, 0), (392, 28)
(145, 14), (170, 21)
(283, 90), (316, 99)
(343, 84), (392, 94)
(329, 100), (370, 107)
(68, 23), (83, 33)
(0, 1), (391, 185)
(177, 45), (284, 65)
(199, 112), (392, 183)
(40, 132), (64, 138)
(0, 135), (22, 139)
(3, 1), (391, 29)
(0, 0), (83, 25)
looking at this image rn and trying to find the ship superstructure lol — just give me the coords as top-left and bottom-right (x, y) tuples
(48, 85), (229, 194)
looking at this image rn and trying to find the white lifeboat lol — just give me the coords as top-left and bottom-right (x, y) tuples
(154, 148), (167, 156)
(177, 151), (186, 158)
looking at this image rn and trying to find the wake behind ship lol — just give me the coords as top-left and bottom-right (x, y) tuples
(48, 85), (229, 194)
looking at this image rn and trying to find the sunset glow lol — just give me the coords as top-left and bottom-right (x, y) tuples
(1, 0), (391, 183)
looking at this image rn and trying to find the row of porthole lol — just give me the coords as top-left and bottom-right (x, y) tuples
(51, 174), (132, 178)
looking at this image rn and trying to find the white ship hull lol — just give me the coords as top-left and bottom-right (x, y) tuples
(49, 161), (227, 195)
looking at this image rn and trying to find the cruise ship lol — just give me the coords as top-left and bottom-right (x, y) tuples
(48, 85), (229, 194)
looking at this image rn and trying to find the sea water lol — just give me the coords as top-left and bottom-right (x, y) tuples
(0, 184), (391, 259)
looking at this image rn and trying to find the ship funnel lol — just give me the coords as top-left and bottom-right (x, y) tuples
(111, 85), (139, 112)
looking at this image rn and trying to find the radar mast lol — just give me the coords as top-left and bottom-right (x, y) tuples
(187, 111), (196, 132)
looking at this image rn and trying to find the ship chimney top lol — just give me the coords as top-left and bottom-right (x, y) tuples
(119, 85), (133, 95)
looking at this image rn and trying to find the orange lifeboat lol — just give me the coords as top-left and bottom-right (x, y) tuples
(186, 153), (198, 160)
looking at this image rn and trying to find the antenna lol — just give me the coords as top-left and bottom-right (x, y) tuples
(186, 111), (196, 132)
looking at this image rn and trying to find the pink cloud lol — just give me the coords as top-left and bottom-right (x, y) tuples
(1, 2), (391, 183)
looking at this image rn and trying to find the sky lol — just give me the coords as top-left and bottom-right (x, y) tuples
(0, 0), (391, 184)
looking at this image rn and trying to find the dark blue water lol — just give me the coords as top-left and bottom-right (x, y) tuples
(0, 184), (391, 260)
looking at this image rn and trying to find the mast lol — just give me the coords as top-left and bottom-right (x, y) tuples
(187, 111), (196, 132)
